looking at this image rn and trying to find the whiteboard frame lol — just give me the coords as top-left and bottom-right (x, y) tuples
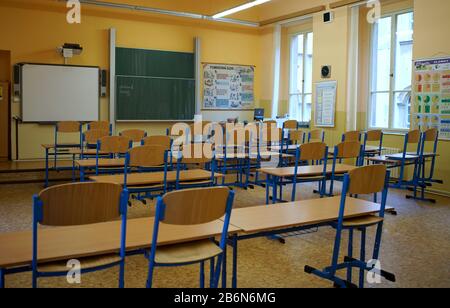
(20, 63), (100, 123)
(314, 80), (337, 128)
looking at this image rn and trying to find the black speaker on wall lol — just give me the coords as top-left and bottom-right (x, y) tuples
(13, 64), (21, 97)
(100, 69), (107, 97)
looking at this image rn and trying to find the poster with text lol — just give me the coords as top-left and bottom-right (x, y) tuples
(203, 64), (255, 110)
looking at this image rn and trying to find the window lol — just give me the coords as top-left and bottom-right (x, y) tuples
(369, 11), (413, 130)
(289, 32), (313, 122)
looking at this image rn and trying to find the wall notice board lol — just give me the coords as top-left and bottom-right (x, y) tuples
(412, 56), (450, 140)
(115, 47), (195, 121)
(202, 63), (255, 110)
(314, 81), (337, 127)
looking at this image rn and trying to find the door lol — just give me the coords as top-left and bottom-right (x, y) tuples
(0, 82), (9, 160)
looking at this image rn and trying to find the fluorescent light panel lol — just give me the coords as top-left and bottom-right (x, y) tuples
(213, 0), (271, 19)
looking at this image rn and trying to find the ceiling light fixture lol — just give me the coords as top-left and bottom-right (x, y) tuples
(212, 0), (271, 19)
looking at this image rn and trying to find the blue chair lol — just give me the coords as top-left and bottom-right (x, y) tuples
(290, 142), (329, 201)
(146, 187), (235, 288)
(341, 130), (361, 142)
(329, 141), (364, 196)
(305, 164), (395, 288)
(362, 130), (383, 159)
(87, 121), (112, 134)
(124, 145), (169, 203)
(81, 129), (110, 159)
(175, 143), (216, 190)
(308, 129), (325, 143)
(32, 182), (129, 288)
(52, 121), (82, 166)
(95, 136), (132, 175)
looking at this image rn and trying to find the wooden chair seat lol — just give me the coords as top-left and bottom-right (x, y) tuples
(38, 254), (121, 273)
(155, 239), (222, 264)
(342, 215), (383, 227)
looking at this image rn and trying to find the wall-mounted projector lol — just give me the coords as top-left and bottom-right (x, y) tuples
(57, 43), (83, 58)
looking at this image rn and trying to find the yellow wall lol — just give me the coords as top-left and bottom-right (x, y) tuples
(0, 1), (261, 159)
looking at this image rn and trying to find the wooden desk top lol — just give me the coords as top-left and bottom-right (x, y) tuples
(90, 169), (223, 186)
(69, 149), (108, 155)
(215, 151), (292, 160)
(259, 164), (356, 177)
(228, 196), (393, 234)
(0, 217), (240, 268)
(41, 144), (80, 150)
(76, 158), (125, 168)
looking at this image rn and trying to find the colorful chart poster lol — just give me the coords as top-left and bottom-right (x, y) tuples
(202, 64), (254, 110)
(413, 56), (450, 140)
(315, 81), (337, 127)
(439, 118), (450, 140)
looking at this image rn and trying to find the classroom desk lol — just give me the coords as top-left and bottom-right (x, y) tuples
(224, 196), (394, 288)
(76, 158), (126, 181)
(0, 217), (240, 288)
(42, 144), (83, 187)
(90, 169), (223, 186)
(260, 164), (356, 203)
(215, 151), (292, 160)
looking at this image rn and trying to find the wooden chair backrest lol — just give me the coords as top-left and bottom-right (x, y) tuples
(39, 182), (122, 226)
(299, 142), (326, 161)
(143, 135), (172, 151)
(57, 121), (80, 133)
(121, 129), (146, 142)
(343, 130), (361, 142)
(348, 165), (387, 195)
(89, 121), (110, 131)
(262, 127), (282, 143)
(99, 136), (131, 154)
(128, 145), (166, 168)
(407, 129), (421, 144)
(290, 130), (305, 144)
(423, 128), (438, 142)
(283, 120), (298, 130)
(336, 141), (361, 159)
(309, 129), (324, 141)
(162, 187), (230, 225)
(226, 127), (249, 146)
(84, 129), (110, 144)
(180, 143), (213, 164)
(366, 130), (382, 142)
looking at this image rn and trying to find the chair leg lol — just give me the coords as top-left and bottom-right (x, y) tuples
(347, 229), (353, 283)
(0, 268), (5, 288)
(32, 271), (38, 289)
(359, 228), (366, 288)
(210, 258), (215, 288)
(291, 180), (297, 202)
(146, 260), (156, 288)
(119, 259), (125, 288)
(200, 261), (205, 288)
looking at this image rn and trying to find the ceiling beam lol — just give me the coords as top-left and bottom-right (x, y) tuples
(259, 5), (326, 26)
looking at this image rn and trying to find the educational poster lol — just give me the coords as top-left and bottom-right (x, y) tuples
(202, 63), (255, 110)
(314, 81), (337, 127)
(413, 56), (450, 139)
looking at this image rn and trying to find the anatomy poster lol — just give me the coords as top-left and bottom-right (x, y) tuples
(203, 63), (254, 110)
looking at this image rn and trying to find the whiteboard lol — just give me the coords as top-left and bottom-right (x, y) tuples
(21, 64), (99, 122)
(202, 63), (255, 110)
(314, 81), (337, 127)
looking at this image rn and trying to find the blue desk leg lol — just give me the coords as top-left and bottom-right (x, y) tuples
(45, 148), (49, 188)
(0, 268), (4, 288)
(265, 175), (270, 205)
(272, 176), (278, 204)
(80, 166), (85, 182)
(72, 154), (76, 182)
(222, 242), (227, 288)
(232, 234), (238, 288)
(210, 258), (215, 288)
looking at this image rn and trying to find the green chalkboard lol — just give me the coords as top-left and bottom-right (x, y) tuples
(115, 47), (195, 121)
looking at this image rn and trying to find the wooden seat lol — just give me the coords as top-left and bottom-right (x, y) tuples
(155, 239), (222, 264)
(342, 215), (384, 227)
(38, 254), (121, 273)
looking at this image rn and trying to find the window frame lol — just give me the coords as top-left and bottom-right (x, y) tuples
(367, 9), (414, 132)
(288, 30), (313, 123)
